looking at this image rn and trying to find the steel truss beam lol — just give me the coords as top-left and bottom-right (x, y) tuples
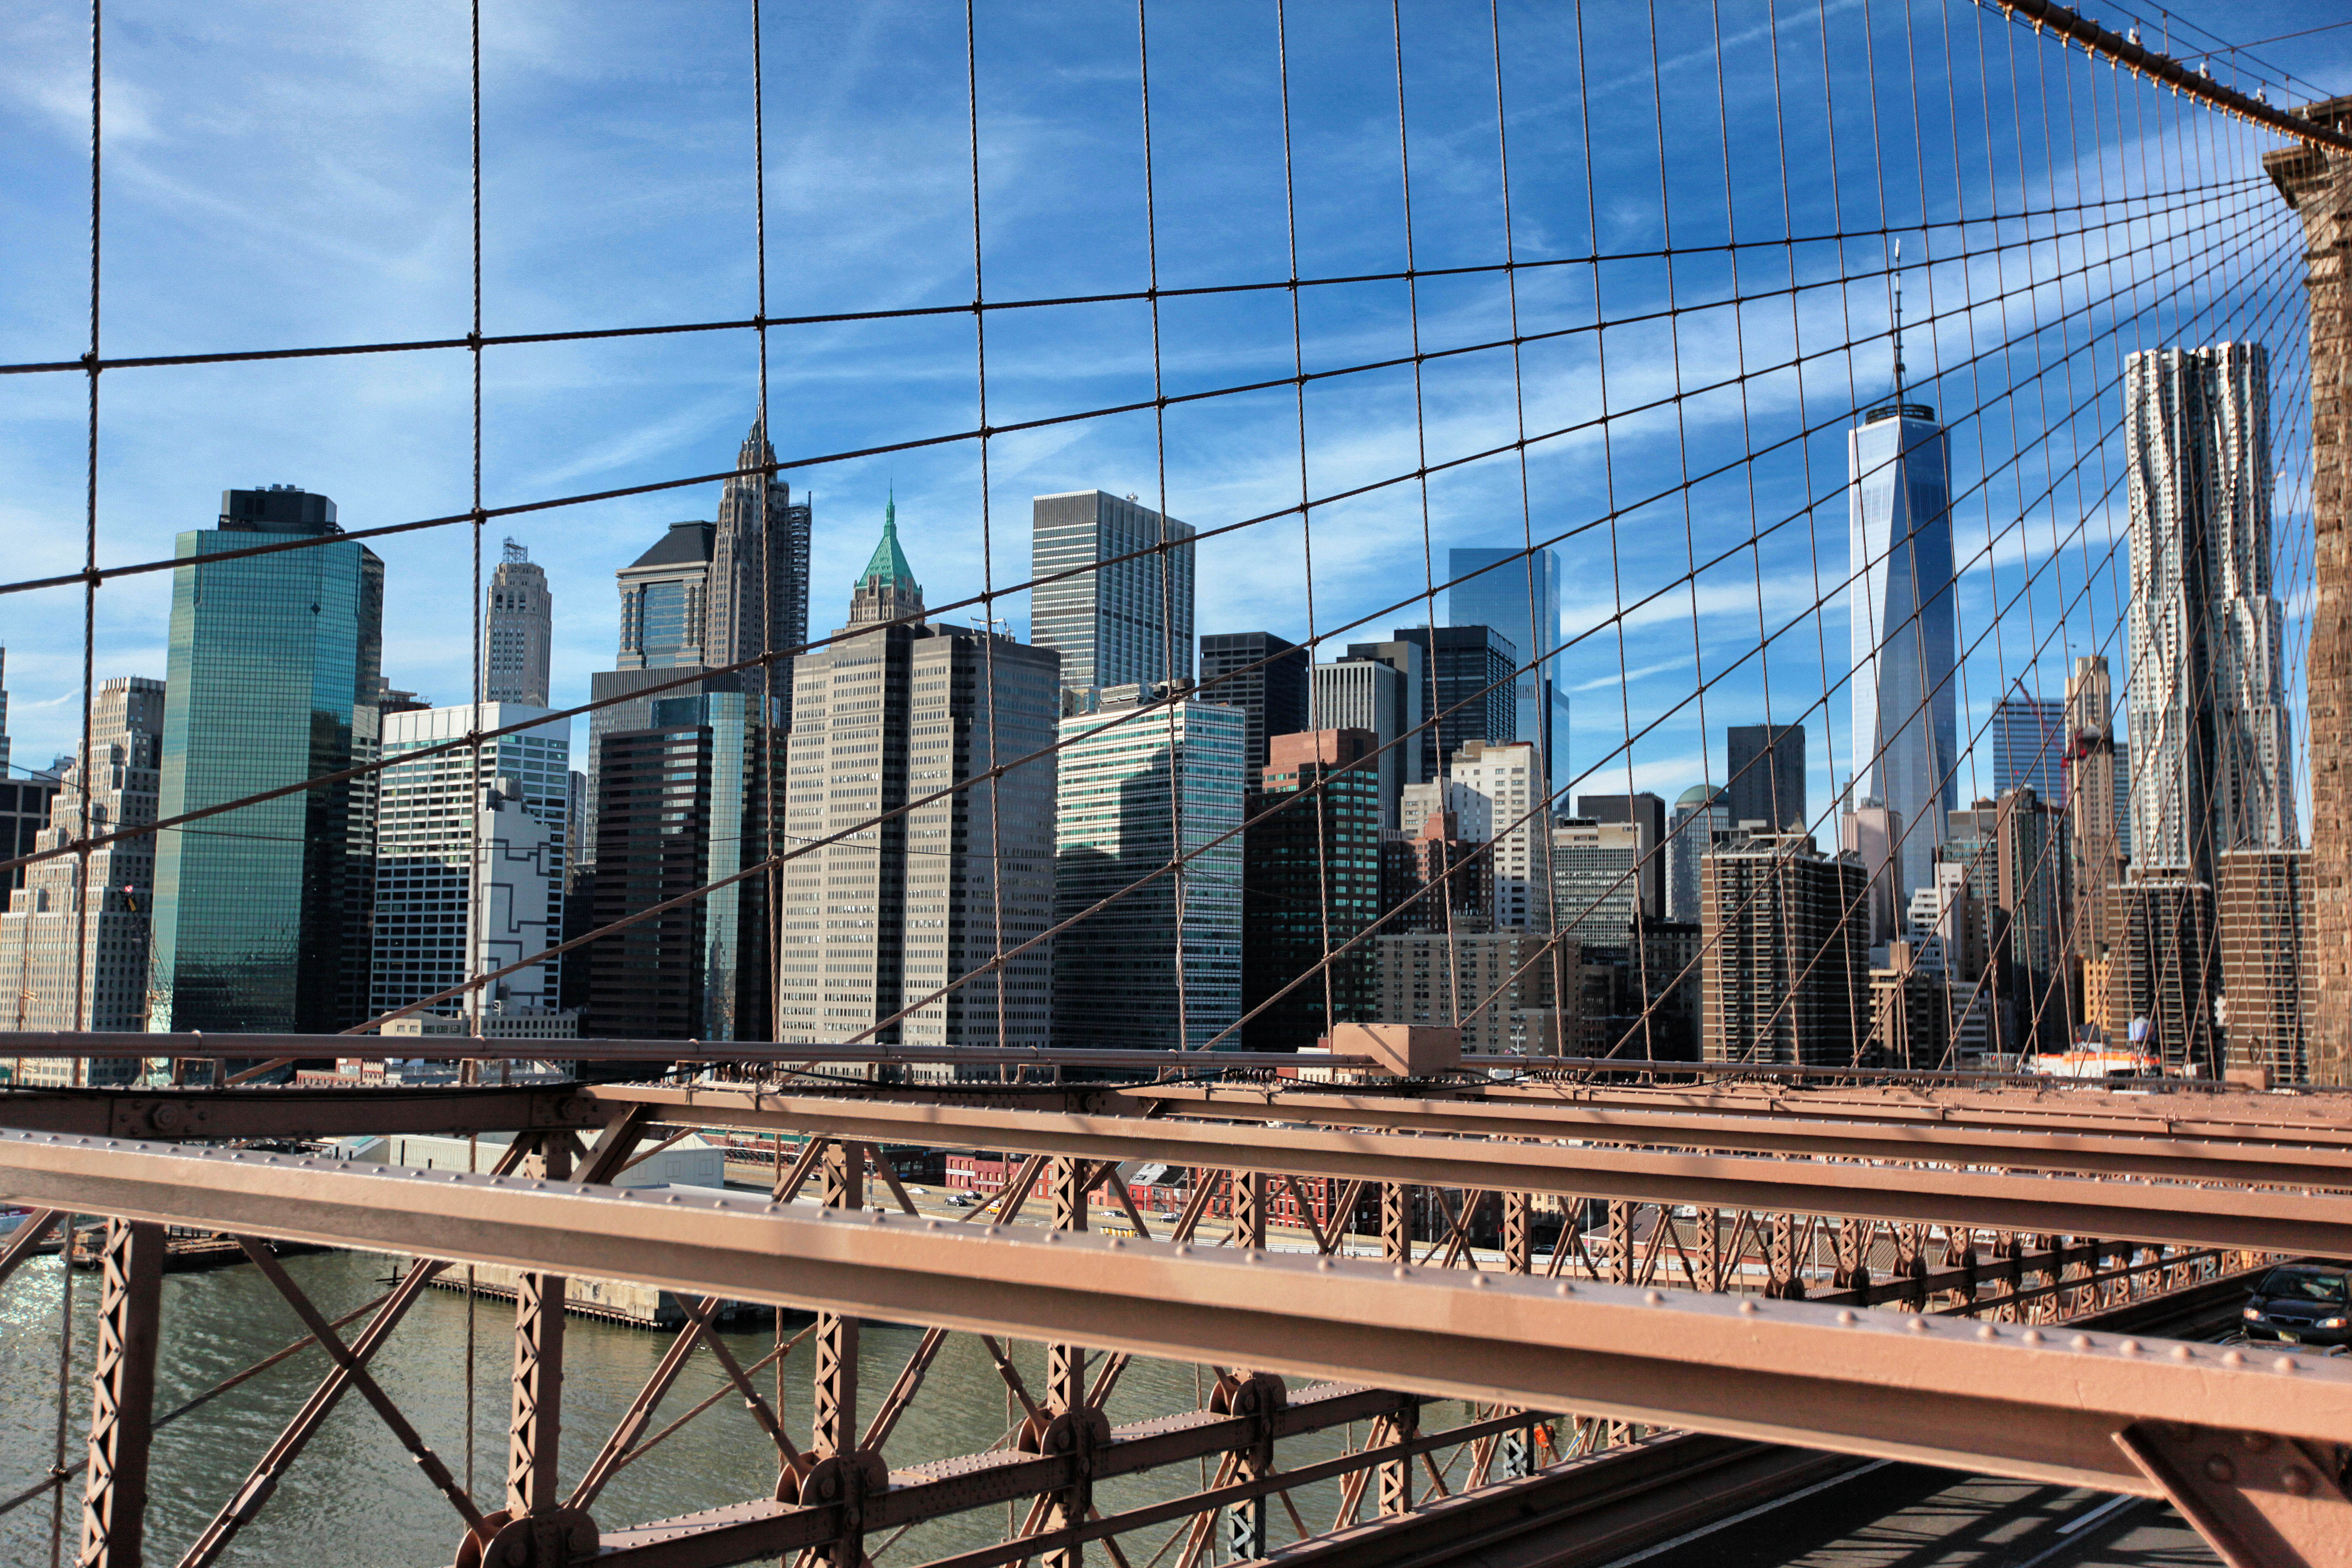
(6, 1132), (2348, 1499)
(0, 1084), (599, 1141)
(1110, 1085), (2352, 1184)
(77, 1218), (163, 1568)
(583, 1088), (2352, 1257)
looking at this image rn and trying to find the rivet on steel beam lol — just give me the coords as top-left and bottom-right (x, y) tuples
(2022, 1330), (2043, 1344)
(1393, 1266), (1411, 1280)
(2119, 1339), (2142, 1356)
(2277, 1357), (2301, 1374)
(1838, 1310), (1858, 1326)
(1107, 1237), (1124, 1249)
(1171, 1243), (1187, 1256)
(1316, 1258), (1333, 1270)
(1908, 1317), (1930, 1333)
(1645, 1290), (1664, 1305)
(2171, 1344), (2193, 1360)
(1738, 1300), (1759, 1315)
(2072, 1335), (2093, 1350)
(1978, 1323), (1998, 1339)
(1470, 1274), (1488, 1288)
(1554, 1282), (1573, 1296)
(2205, 1455), (2236, 1483)
(2282, 1466), (2316, 1497)
(2223, 1349), (2245, 1366)
(2242, 1433), (2274, 1452)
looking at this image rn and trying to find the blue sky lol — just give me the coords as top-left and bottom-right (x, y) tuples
(0, 0), (2337, 836)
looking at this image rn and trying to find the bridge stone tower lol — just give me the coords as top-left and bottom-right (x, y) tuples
(2269, 101), (2352, 1084)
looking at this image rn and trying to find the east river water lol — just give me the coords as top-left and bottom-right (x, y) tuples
(3, 1246), (1457, 1567)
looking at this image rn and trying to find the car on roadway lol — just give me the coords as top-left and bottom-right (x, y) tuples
(2241, 1264), (2352, 1349)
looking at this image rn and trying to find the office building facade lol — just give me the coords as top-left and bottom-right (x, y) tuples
(1312, 657), (1407, 827)
(1240, 729), (1384, 1051)
(1848, 400), (1956, 901)
(0, 676), (165, 1083)
(1550, 818), (1643, 946)
(585, 520), (718, 875)
(1199, 632), (1310, 773)
(712, 417), (813, 724)
(1372, 931), (1566, 1055)
(483, 540), (554, 707)
(1381, 809), (1492, 935)
(779, 512), (1061, 1049)
(590, 681), (773, 1044)
(1053, 686), (1245, 1050)
(2103, 872), (2219, 1071)
(1990, 687), (2066, 802)
(1666, 784), (1730, 925)
(1031, 490), (1195, 693)
(1393, 626), (1516, 787)
(0, 649), (57, 899)
(1452, 740), (1549, 931)
(2065, 655), (2126, 960)
(1724, 724), (1807, 834)
(1449, 547), (1562, 784)
(1338, 638), (1428, 792)
(151, 487), (384, 1035)
(1575, 792), (1666, 921)
(1944, 790), (2071, 1051)
(1700, 832), (1870, 1064)
(2218, 848), (2311, 1083)
(371, 703), (570, 1022)
(2125, 343), (2296, 874)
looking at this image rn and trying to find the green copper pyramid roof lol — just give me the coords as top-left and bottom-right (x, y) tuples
(859, 494), (918, 589)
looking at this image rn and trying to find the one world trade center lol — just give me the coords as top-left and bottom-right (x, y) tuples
(1848, 336), (1956, 902)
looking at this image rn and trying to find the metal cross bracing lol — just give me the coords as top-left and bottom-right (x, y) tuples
(3, 1065), (2350, 1568)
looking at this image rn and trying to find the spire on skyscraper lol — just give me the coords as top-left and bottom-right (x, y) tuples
(851, 492), (924, 625)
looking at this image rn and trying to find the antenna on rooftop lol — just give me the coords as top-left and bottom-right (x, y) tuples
(1890, 237), (1906, 398)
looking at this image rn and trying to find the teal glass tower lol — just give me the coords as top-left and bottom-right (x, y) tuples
(150, 487), (384, 1034)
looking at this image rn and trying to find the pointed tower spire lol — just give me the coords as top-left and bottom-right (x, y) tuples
(851, 491), (924, 625)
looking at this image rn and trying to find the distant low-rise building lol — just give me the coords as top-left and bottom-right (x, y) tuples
(1372, 930), (1568, 1055)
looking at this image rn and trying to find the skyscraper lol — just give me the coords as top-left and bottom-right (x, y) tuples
(1666, 784), (1729, 925)
(1990, 686), (2066, 802)
(151, 486), (384, 1034)
(1452, 740), (1549, 931)
(2065, 655), (2124, 961)
(1392, 626), (1517, 786)
(1031, 490), (1195, 694)
(1199, 632), (1310, 773)
(1575, 793), (1667, 920)
(1700, 832), (1869, 1064)
(1724, 723), (1807, 833)
(1550, 818), (1643, 944)
(0, 650), (57, 899)
(1312, 657), (1407, 826)
(1241, 729), (1384, 1050)
(589, 678), (772, 1043)
(1849, 395), (1956, 903)
(779, 504), (1061, 1049)
(483, 540), (554, 707)
(2125, 343), (2295, 875)
(712, 418), (813, 721)
(1449, 547), (1563, 784)
(371, 703), (570, 1023)
(0, 676), (165, 1081)
(583, 520), (717, 876)
(1053, 685), (1245, 1050)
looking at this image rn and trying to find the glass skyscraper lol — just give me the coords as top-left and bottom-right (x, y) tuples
(1031, 490), (1195, 694)
(1448, 547), (1562, 785)
(1990, 687), (2067, 802)
(151, 486), (384, 1034)
(1848, 401), (1956, 901)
